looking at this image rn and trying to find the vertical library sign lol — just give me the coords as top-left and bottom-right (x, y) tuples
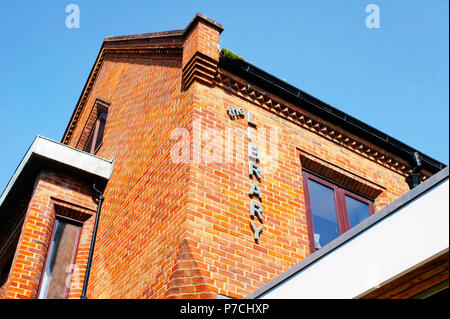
(227, 107), (264, 242)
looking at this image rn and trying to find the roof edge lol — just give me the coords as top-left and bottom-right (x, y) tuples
(62, 13), (222, 144)
(103, 13), (223, 43)
(219, 57), (447, 174)
(0, 135), (114, 208)
(184, 13), (224, 36)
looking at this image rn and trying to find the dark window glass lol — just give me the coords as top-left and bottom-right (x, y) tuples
(84, 111), (107, 154)
(38, 218), (81, 299)
(85, 129), (94, 153)
(307, 179), (340, 249)
(345, 195), (371, 228)
(303, 172), (374, 252)
(95, 112), (106, 150)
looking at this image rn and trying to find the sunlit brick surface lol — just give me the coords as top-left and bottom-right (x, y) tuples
(62, 18), (409, 298)
(2, 14), (413, 299)
(1, 171), (97, 299)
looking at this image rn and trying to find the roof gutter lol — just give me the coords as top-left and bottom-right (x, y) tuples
(219, 58), (446, 175)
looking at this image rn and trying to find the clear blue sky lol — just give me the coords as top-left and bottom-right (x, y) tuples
(0, 0), (448, 192)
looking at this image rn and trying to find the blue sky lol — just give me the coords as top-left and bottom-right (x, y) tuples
(0, 0), (448, 191)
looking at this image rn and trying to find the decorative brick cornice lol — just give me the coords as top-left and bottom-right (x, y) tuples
(103, 47), (182, 60)
(182, 52), (218, 90)
(214, 70), (419, 178)
(62, 47), (182, 145)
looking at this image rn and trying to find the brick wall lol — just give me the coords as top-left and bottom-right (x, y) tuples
(1, 170), (97, 299)
(182, 18), (221, 68)
(54, 14), (413, 299)
(65, 50), (198, 298)
(178, 79), (410, 298)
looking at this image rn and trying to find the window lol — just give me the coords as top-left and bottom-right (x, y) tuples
(76, 97), (110, 152)
(84, 110), (107, 154)
(37, 216), (81, 299)
(303, 171), (374, 252)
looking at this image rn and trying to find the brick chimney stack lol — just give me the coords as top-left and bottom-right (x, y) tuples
(182, 13), (224, 89)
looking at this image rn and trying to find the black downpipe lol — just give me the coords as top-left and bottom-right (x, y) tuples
(81, 182), (104, 299)
(406, 152), (423, 189)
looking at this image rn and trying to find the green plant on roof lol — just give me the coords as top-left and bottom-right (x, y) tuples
(220, 48), (245, 62)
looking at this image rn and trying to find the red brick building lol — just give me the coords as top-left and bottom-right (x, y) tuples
(0, 14), (447, 299)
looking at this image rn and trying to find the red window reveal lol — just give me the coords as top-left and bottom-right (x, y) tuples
(37, 216), (81, 299)
(84, 111), (107, 154)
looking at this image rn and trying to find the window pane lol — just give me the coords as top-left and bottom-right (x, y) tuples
(85, 129), (94, 153)
(94, 114), (106, 151)
(38, 219), (80, 299)
(308, 179), (339, 249)
(345, 195), (370, 228)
